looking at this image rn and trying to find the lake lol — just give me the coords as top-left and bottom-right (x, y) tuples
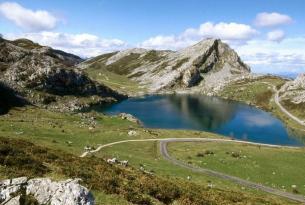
(99, 94), (304, 146)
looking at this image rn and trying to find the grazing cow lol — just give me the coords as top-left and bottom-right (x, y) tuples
(120, 160), (128, 167)
(107, 158), (117, 164)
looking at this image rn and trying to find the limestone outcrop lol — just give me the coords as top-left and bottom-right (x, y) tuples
(80, 38), (250, 94)
(0, 38), (126, 111)
(0, 177), (94, 205)
(280, 73), (305, 104)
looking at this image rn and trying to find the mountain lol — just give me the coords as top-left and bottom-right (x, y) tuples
(0, 37), (126, 111)
(80, 38), (251, 95)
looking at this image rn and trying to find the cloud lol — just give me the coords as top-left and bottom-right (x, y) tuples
(254, 12), (293, 27)
(243, 114), (275, 127)
(236, 38), (305, 74)
(6, 32), (129, 57)
(0, 2), (58, 32)
(267, 30), (285, 42)
(140, 22), (258, 50)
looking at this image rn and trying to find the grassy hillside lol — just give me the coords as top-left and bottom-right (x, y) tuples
(168, 141), (305, 195)
(0, 107), (301, 204)
(219, 76), (305, 136)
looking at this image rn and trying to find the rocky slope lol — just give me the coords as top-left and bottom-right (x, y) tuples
(0, 177), (94, 205)
(0, 37), (126, 111)
(80, 38), (251, 95)
(280, 73), (305, 104)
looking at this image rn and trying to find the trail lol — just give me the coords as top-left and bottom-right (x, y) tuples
(263, 82), (305, 127)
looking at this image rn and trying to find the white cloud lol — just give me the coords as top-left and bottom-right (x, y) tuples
(6, 32), (129, 57)
(0, 2), (58, 32)
(267, 30), (285, 42)
(236, 38), (305, 74)
(254, 12), (293, 27)
(140, 22), (258, 50)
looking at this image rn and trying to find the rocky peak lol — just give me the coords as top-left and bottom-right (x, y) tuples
(149, 38), (251, 91)
(78, 38), (251, 94)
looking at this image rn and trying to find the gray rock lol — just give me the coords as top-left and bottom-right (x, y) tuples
(119, 113), (141, 124)
(280, 73), (305, 104)
(0, 177), (94, 205)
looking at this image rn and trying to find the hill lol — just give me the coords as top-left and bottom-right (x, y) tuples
(0, 38), (126, 112)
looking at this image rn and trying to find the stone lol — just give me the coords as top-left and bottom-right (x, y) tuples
(119, 113), (141, 124)
(0, 177), (94, 205)
(128, 130), (137, 136)
(280, 73), (305, 104)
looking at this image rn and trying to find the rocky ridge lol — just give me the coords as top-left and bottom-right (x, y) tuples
(0, 38), (126, 111)
(81, 38), (251, 95)
(0, 177), (94, 205)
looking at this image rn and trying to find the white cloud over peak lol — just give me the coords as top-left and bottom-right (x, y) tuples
(267, 30), (285, 42)
(0, 2), (58, 32)
(140, 22), (258, 50)
(254, 12), (293, 27)
(6, 32), (129, 57)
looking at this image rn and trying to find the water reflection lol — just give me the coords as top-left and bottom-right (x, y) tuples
(101, 94), (304, 146)
(165, 95), (237, 130)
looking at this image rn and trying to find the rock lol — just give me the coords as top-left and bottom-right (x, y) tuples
(280, 73), (305, 104)
(0, 177), (94, 205)
(128, 130), (137, 136)
(80, 38), (250, 94)
(119, 113), (141, 124)
(0, 37), (126, 112)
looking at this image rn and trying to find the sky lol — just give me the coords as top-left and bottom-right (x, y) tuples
(0, 0), (304, 75)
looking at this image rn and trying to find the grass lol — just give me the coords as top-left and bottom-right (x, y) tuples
(0, 107), (301, 204)
(219, 76), (283, 111)
(168, 141), (305, 195)
(281, 100), (305, 120)
(86, 66), (145, 95)
(1, 136), (292, 205)
(10, 38), (42, 50)
(172, 58), (190, 70)
(84, 54), (146, 95)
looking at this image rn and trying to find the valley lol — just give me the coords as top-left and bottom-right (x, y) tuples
(1, 36), (305, 204)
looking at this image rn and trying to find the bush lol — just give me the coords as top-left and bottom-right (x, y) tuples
(196, 152), (205, 157)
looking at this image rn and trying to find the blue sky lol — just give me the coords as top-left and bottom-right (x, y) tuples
(0, 0), (304, 74)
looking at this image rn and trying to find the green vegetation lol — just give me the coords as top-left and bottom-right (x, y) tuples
(220, 76), (285, 111)
(281, 100), (305, 120)
(172, 58), (190, 70)
(0, 107), (300, 204)
(10, 38), (42, 50)
(142, 50), (164, 62)
(168, 141), (305, 195)
(84, 54), (146, 95)
(1, 135), (292, 205)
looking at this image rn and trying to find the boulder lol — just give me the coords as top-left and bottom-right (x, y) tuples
(0, 177), (94, 205)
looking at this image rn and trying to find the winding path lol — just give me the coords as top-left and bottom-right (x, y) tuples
(160, 139), (305, 204)
(80, 137), (305, 203)
(263, 82), (305, 127)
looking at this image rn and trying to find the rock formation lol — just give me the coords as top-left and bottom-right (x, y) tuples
(81, 38), (251, 94)
(0, 177), (94, 205)
(0, 38), (126, 111)
(280, 73), (305, 104)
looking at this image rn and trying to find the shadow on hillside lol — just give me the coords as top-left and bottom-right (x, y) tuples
(0, 82), (29, 115)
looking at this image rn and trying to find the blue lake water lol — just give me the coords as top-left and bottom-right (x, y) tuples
(100, 94), (304, 146)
